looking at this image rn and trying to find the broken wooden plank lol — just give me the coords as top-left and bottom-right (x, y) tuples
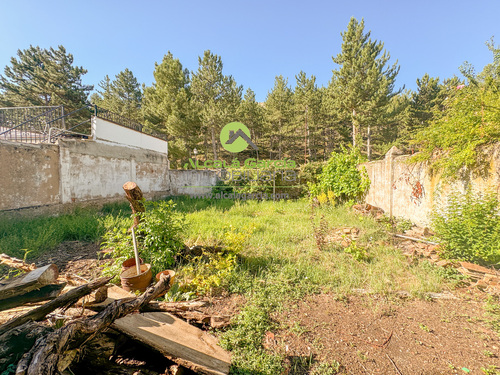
(0, 264), (59, 301)
(0, 276), (111, 336)
(0, 283), (66, 312)
(113, 312), (231, 375)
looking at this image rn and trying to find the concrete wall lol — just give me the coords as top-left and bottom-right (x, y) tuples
(0, 140), (60, 210)
(362, 146), (500, 226)
(0, 138), (216, 212)
(91, 117), (168, 154)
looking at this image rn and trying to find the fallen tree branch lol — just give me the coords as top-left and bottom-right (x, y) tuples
(0, 276), (111, 336)
(16, 274), (171, 375)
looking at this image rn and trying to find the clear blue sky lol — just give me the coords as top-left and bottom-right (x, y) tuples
(1, 0), (498, 102)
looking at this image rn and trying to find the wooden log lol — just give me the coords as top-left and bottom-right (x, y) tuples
(0, 276), (112, 336)
(0, 264), (59, 301)
(0, 321), (52, 374)
(16, 275), (172, 375)
(0, 283), (66, 312)
(123, 181), (145, 228)
(0, 254), (36, 272)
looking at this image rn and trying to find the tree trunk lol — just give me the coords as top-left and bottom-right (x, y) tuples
(211, 127), (217, 160)
(367, 124), (372, 161)
(352, 109), (357, 147)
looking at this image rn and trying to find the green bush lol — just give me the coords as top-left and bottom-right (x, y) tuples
(101, 199), (186, 277)
(432, 190), (500, 265)
(309, 147), (370, 204)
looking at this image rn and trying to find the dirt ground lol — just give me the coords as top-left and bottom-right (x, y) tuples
(34, 240), (108, 281)
(271, 292), (500, 374)
(24, 242), (500, 374)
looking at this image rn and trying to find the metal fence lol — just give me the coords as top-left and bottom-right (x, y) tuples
(0, 106), (65, 143)
(94, 107), (167, 141)
(0, 105), (167, 144)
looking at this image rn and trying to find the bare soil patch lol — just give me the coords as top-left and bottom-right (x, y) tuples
(271, 292), (500, 374)
(33, 240), (108, 281)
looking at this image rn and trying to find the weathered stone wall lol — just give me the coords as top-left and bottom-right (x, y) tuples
(0, 139), (216, 212)
(361, 146), (500, 226)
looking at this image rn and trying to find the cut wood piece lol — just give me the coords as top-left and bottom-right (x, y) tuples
(0, 254), (36, 272)
(0, 283), (66, 312)
(0, 264), (59, 301)
(123, 181), (145, 228)
(0, 276), (112, 336)
(113, 312), (231, 375)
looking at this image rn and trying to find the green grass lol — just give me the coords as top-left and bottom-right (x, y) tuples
(0, 203), (131, 260)
(1, 196), (461, 374)
(169, 198), (458, 374)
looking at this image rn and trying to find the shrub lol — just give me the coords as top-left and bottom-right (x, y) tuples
(101, 199), (186, 277)
(309, 147), (370, 204)
(432, 190), (500, 265)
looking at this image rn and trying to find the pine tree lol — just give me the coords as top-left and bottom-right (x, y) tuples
(141, 52), (199, 165)
(91, 69), (142, 122)
(0, 45), (92, 109)
(264, 75), (294, 160)
(329, 18), (399, 160)
(237, 88), (264, 158)
(191, 50), (242, 160)
(293, 71), (323, 162)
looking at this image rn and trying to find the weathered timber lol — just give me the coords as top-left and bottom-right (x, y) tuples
(0, 276), (111, 336)
(0, 264), (59, 301)
(15, 275), (171, 375)
(113, 312), (231, 375)
(142, 304), (231, 329)
(123, 181), (145, 228)
(0, 283), (66, 312)
(0, 321), (52, 373)
(0, 254), (36, 272)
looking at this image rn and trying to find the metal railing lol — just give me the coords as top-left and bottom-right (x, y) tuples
(95, 107), (167, 141)
(0, 106), (65, 143)
(0, 104), (167, 144)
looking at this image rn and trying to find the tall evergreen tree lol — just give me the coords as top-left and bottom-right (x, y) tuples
(329, 17), (399, 159)
(91, 69), (142, 122)
(237, 88), (264, 158)
(191, 50), (242, 160)
(141, 52), (198, 164)
(0, 45), (92, 109)
(264, 75), (294, 160)
(293, 71), (323, 162)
